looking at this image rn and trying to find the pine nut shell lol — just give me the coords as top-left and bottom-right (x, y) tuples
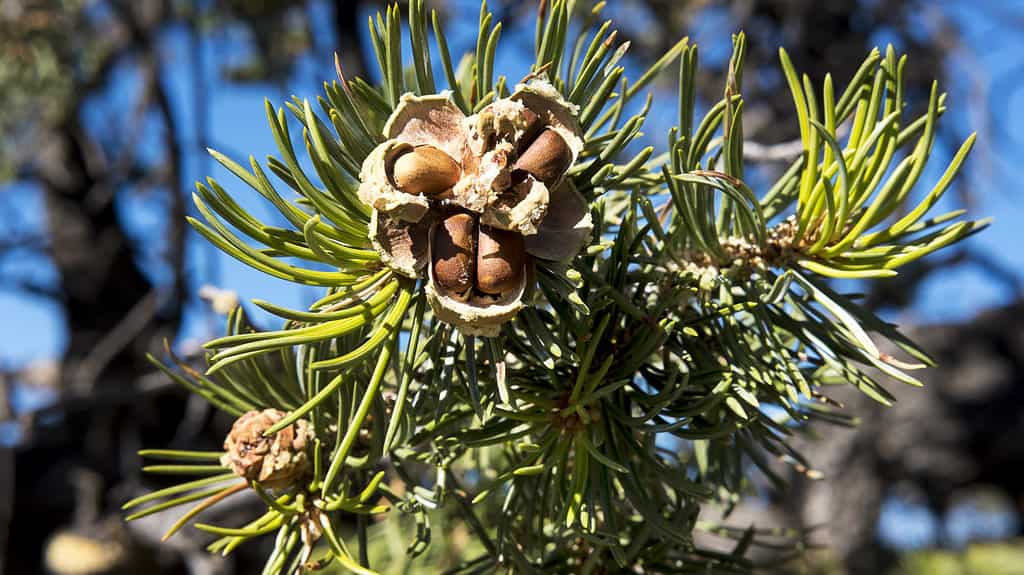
(523, 180), (593, 262)
(370, 210), (432, 278)
(358, 92), (468, 222)
(384, 92), (469, 163)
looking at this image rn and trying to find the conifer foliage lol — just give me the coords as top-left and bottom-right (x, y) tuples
(125, 1), (986, 572)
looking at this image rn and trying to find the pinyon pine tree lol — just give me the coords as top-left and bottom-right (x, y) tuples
(123, 1), (988, 573)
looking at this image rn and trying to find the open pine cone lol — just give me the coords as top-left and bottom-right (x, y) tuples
(358, 80), (593, 336)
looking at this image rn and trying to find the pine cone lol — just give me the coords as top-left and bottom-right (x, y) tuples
(220, 409), (314, 490)
(358, 83), (591, 336)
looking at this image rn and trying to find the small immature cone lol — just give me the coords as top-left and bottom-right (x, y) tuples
(221, 409), (313, 490)
(389, 145), (460, 197)
(513, 128), (573, 187)
(476, 226), (525, 295)
(432, 212), (477, 297)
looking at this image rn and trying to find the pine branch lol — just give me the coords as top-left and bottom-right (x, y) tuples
(123, 2), (987, 572)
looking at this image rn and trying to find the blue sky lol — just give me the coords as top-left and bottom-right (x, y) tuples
(2, 0), (1023, 366)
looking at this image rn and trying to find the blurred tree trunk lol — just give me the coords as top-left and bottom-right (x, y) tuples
(0, 447), (11, 570)
(2, 0), (372, 569)
(334, 0), (370, 79)
(4, 3), (187, 572)
(38, 120), (174, 391)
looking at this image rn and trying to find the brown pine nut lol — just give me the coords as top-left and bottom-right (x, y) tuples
(432, 213), (476, 296)
(513, 128), (572, 186)
(390, 145), (460, 197)
(476, 226), (525, 295)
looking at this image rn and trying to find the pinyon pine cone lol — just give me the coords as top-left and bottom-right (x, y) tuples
(221, 409), (314, 490)
(358, 80), (593, 336)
